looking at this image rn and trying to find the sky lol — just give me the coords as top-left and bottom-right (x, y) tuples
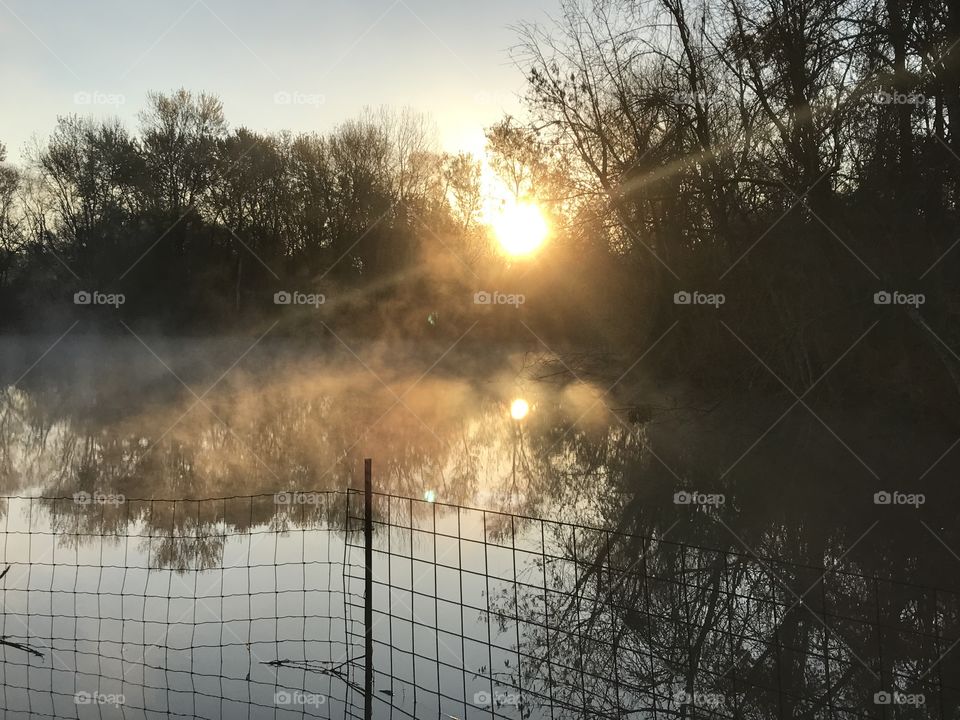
(0, 0), (560, 163)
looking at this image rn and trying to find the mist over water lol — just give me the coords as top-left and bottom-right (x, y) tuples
(0, 335), (616, 518)
(3, 335), (960, 718)
(3, 333), (959, 590)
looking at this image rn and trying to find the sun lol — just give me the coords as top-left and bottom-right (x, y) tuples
(510, 398), (530, 420)
(466, 140), (549, 258)
(491, 202), (549, 257)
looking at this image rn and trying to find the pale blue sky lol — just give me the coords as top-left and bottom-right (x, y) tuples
(0, 0), (559, 162)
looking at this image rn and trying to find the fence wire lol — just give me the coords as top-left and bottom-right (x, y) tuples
(344, 491), (960, 720)
(0, 484), (957, 719)
(0, 492), (359, 719)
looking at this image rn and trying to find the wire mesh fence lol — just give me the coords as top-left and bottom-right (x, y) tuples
(1, 466), (958, 719)
(343, 490), (960, 719)
(0, 492), (355, 719)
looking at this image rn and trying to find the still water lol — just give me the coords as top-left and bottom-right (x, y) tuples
(1, 335), (958, 718)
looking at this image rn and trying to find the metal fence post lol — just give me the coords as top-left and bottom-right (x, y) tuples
(365, 458), (373, 720)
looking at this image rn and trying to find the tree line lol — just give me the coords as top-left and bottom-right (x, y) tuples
(514, 0), (960, 415)
(0, 92), (509, 334)
(3, 0), (960, 415)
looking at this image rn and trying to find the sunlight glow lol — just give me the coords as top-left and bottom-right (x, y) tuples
(468, 145), (549, 258)
(490, 202), (549, 257)
(510, 398), (530, 420)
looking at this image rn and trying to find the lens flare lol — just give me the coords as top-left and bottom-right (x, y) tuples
(510, 398), (530, 420)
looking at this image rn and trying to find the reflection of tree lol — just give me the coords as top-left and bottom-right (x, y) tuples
(0, 564), (45, 660)
(494, 519), (960, 717)
(491, 400), (960, 717)
(0, 364), (581, 564)
(28, 494), (353, 571)
(2, 368), (505, 500)
(4, 357), (960, 709)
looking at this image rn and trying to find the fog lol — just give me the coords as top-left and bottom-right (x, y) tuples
(0, 335), (617, 513)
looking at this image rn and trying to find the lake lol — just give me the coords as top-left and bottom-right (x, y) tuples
(1, 335), (958, 718)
